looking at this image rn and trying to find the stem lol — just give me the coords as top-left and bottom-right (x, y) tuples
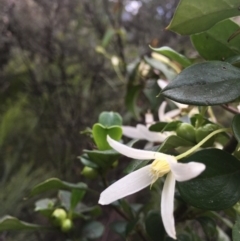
(221, 104), (239, 114)
(176, 128), (229, 160)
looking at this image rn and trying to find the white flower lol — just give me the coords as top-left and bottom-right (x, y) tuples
(122, 124), (169, 142)
(98, 136), (205, 240)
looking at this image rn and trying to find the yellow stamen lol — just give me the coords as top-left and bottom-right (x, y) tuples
(150, 159), (171, 185)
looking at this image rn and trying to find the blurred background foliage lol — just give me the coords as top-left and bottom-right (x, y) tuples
(0, 0), (193, 240)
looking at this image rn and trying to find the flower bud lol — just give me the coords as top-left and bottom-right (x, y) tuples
(81, 166), (98, 179)
(52, 208), (67, 224)
(61, 219), (73, 232)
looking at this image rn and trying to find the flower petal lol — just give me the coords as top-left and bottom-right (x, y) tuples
(169, 161), (206, 182)
(158, 101), (168, 122)
(161, 172), (176, 240)
(136, 124), (167, 142)
(98, 165), (152, 205)
(164, 109), (181, 120)
(157, 79), (168, 89)
(107, 135), (158, 160)
(122, 126), (144, 139)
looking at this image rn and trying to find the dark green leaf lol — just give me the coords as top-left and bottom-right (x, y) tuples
(70, 189), (86, 211)
(159, 135), (193, 153)
(150, 46), (191, 67)
(82, 221), (104, 239)
(92, 123), (122, 150)
(191, 19), (240, 60)
(124, 159), (151, 174)
(162, 121), (182, 132)
(98, 111), (122, 127)
(167, 0), (240, 35)
(83, 149), (120, 169)
(232, 114), (240, 142)
(178, 149), (240, 210)
(30, 178), (87, 197)
(145, 210), (165, 241)
(79, 154), (99, 169)
(125, 84), (142, 120)
(233, 214), (240, 241)
(111, 221), (128, 238)
(0, 216), (49, 231)
(149, 122), (168, 132)
(161, 61), (240, 106)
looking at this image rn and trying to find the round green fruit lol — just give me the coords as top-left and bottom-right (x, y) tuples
(176, 123), (196, 143)
(81, 166), (98, 179)
(61, 219), (73, 232)
(52, 208), (67, 225)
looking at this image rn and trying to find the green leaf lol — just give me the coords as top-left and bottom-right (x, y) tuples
(98, 111), (122, 127)
(233, 214), (240, 241)
(191, 19), (240, 60)
(167, 0), (240, 35)
(161, 61), (240, 106)
(30, 178), (87, 197)
(81, 221), (104, 239)
(144, 56), (176, 80)
(150, 46), (191, 67)
(125, 84), (142, 120)
(159, 135), (193, 153)
(232, 114), (240, 142)
(79, 154), (99, 168)
(34, 198), (55, 217)
(226, 55), (240, 67)
(101, 28), (115, 48)
(145, 210), (165, 241)
(0, 216), (48, 231)
(178, 149), (240, 210)
(92, 123), (122, 150)
(124, 159), (151, 174)
(110, 221), (128, 238)
(83, 149), (120, 169)
(70, 189), (86, 211)
(149, 122), (168, 132)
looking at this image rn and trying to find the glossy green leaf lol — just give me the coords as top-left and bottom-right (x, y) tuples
(161, 61), (240, 106)
(226, 55), (240, 67)
(232, 114), (240, 142)
(83, 149), (120, 169)
(79, 154), (99, 169)
(159, 135), (193, 153)
(30, 178), (87, 197)
(0, 216), (48, 231)
(145, 211), (165, 241)
(167, 0), (240, 35)
(178, 149), (240, 210)
(191, 19), (240, 60)
(150, 46), (191, 67)
(98, 111), (122, 127)
(92, 123), (122, 150)
(233, 214), (240, 241)
(81, 221), (104, 239)
(149, 122), (168, 132)
(144, 56), (176, 80)
(125, 84), (142, 120)
(70, 189), (86, 211)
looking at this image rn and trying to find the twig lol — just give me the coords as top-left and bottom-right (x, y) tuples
(221, 104), (239, 114)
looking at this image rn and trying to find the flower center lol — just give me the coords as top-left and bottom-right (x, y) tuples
(150, 159), (171, 184)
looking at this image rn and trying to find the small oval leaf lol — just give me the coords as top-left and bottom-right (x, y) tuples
(162, 61), (240, 105)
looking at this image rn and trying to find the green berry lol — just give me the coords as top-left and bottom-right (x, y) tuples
(61, 219), (73, 232)
(81, 166), (98, 179)
(52, 208), (67, 224)
(176, 123), (196, 143)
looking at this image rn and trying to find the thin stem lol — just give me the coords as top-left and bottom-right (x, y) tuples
(176, 128), (229, 160)
(221, 104), (239, 114)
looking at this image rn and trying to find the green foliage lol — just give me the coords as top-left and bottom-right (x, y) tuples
(178, 149), (240, 210)
(161, 61), (240, 105)
(167, 0), (240, 35)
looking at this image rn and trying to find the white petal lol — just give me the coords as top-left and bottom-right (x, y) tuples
(99, 165), (152, 205)
(164, 109), (181, 120)
(107, 135), (158, 160)
(122, 126), (144, 139)
(158, 101), (168, 122)
(157, 79), (168, 89)
(136, 125), (167, 142)
(169, 161), (206, 182)
(172, 100), (188, 109)
(161, 172), (176, 239)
